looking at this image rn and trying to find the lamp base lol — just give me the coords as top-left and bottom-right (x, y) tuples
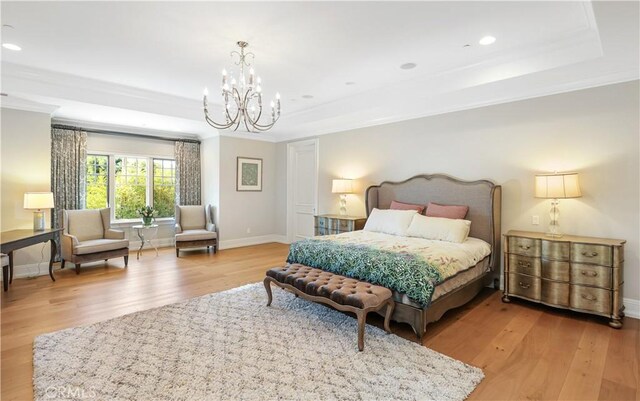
(545, 232), (564, 238)
(546, 199), (562, 238)
(33, 210), (45, 231)
(339, 194), (347, 216)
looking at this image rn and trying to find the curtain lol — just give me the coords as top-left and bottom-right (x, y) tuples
(51, 127), (87, 239)
(174, 141), (202, 205)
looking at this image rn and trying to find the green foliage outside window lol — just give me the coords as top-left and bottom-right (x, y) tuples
(115, 157), (147, 220)
(153, 159), (176, 218)
(86, 155), (108, 209)
(85, 155), (176, 220)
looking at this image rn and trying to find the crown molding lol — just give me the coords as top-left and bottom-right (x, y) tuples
(0, 95), (59, 114)
(52, 117), (201, 141)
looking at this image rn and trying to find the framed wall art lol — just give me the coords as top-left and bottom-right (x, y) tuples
(237, 157), (263, 191)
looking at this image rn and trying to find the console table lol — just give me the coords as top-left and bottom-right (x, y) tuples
(0, 228), (62, 291)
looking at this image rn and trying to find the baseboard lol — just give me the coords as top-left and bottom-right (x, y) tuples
(219, 234), (289, 250)
(128, 237), (174, 250)
(623, 298), (640, 319)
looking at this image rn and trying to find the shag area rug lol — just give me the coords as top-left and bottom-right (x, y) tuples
(34, 283), (483, 401)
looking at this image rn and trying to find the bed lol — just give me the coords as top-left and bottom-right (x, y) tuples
(289, 174), (501, 338)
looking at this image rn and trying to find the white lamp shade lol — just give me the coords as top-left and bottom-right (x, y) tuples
(23, 192), (55, 210)
(535, 173), (582, 199)
(332, 179), (353, 194)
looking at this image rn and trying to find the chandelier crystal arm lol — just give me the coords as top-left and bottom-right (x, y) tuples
(203, 41), (281, 133)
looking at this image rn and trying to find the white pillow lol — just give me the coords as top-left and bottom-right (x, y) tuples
(406, 214), (471, 243)
(363, 208), (418, 236)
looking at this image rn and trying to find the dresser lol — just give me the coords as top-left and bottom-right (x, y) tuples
(314, 215), (366, 236)
(503, 230), (625, 328)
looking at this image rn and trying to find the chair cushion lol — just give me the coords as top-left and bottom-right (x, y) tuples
(179, 206), (206, 230)
(74, 239), (129, 255)
(67, 209), (104, 241)
(175, 229), (217, 242)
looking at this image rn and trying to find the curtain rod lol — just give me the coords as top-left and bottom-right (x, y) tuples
(51, 124), (201, 144)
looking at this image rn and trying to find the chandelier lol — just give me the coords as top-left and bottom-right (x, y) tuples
(203, 41), (281, 132)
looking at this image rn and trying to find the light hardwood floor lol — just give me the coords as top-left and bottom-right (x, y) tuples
(2, 243), (638, 400)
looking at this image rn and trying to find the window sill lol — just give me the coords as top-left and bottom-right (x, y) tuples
(111, 218), (175, 228)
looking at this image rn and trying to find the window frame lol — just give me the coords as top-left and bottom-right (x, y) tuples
(86, 151), (176, 223)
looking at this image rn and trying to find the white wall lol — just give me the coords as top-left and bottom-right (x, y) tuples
(201, 136), (220, 225)
(217, 136), (278, 247)
(277, 81), (640, 302)
(1, 108), (53, 267)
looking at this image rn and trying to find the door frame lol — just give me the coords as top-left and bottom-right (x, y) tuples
(286, 138), (319, 243)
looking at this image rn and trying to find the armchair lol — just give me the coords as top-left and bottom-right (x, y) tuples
(61, 208), (129, 274)
(175, 205), (218, 257)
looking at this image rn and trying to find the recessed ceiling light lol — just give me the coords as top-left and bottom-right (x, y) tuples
(400, 63), (417, 70)
(479, 36), (496, 46)
(302, 95), (314, 99)
(345, 81), (356, 86)
(2, 43), (21, 51)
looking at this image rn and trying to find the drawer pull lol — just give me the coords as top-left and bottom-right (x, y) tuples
(581, 251), (598, 257)
(580, 270), (598, 277)
(517, 261), (531, 268)
(518, 282), (531, 289)
(581, 294), (597, 301)
(519, 245), (531, 250)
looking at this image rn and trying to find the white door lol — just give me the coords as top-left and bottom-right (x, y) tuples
(287, 139), (318, 242)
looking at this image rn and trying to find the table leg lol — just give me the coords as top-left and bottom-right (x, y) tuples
(2, 264), (7, 292)
(136, 230), (144, 260)
(49, 238), (57, 282)
(150, 226), (159, 257)
(8, 251), (14, 284)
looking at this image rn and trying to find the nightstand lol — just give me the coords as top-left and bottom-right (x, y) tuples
(314, 215), (366, 236)
(503, 230), (626, 328)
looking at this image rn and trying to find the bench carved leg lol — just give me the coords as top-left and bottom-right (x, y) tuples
(383, 301), (395, 334)
(357, 310), (366, 352)
(264, 277), (273, 307)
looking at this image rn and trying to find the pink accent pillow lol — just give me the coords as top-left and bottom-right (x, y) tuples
(390, 200), (425, 214)
(425, 202), (469, 219)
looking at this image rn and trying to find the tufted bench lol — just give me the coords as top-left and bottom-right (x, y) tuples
(264, 264), (395, 351)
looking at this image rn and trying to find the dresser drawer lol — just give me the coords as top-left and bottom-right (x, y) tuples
(570, 285), (611, 315)
(508, 237), (541, 257)
(508, 254), (540, 276)
(336, 219), (353, 232)
(508, 273), (541, 301)
(541, 259), (570, 282)
(542, 240), (570, 261)
(571, 263), (612, 289)
(541, 280), (569, 307)
(572, 243), (612, 266)
(316, 217), (327, 229)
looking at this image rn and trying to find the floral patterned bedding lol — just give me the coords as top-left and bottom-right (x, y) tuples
(286, 231), (491, 307)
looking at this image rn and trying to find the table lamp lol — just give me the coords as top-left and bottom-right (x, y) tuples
(24, 192), (55, 231)
(534, 172), (581, 237)
(332, 179), (353, 216)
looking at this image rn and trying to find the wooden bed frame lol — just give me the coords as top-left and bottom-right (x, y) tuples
(365, 174), (502, 338)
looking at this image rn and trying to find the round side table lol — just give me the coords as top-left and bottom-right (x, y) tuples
(131, 224), (159, 259)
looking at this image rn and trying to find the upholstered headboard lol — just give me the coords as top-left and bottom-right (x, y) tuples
(365, 174), (502, 270)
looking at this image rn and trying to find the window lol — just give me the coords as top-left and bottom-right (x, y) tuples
(153, 159), (176, 218)
(86, 155), (109, 209)
(85, 154), (175, 221)
(115, 156), (147, 220)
